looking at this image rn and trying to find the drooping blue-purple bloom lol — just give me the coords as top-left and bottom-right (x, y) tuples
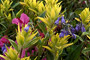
(59, 30), (65, 38)
(24, 25), (30, 32)
(1, 44), (6, 54)
(61, 16), (65, 24)
(75, 24), (81, 32)
(81, 25), (86, 32)
(71, 27), (76, 33)
(55, 17), (60, 25)
(72, 34), (76, 39)
(65, 31), (69, 36)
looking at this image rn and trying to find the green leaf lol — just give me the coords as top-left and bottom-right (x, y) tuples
(24, 37), (39, 48)
(26, 31), (38, 42)
(12, 11), (16, 18)
(82, 32), (89, 36)
(66, 43), (84, 60)
(82, 47), (90, 53)
(37, 22), (47, 34)
(76, 35), (84, 42)
(34, 57), (38, 60)
(16, 9), (23, 17)
(12, 2), (20, 9)
(8, 39), (18, 52)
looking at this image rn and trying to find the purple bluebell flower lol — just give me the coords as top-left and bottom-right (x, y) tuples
(24, 25), (30, 32)
(65, 31), (69, 36)
(71, 27), (76, 33)
(55, 17), (60, 25)
(75, 24), (81, 32)
(61, 16), (65, 24)
(1, 44), (6, 54)
(59, 30), (65, 38)
(72, 34), (76, 39)
(81, 25), (86, 32)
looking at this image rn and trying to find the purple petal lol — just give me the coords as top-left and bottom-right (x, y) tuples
(1, 45), (6, 54)
(81, 25), (86, 32)
(59, 31), (64, 38)
(71, 27), (76, 33)
(55, 17), (60, 25)
(20, 13), (29, 24)
(72, 34), (76, 39)
(61, 16), (65, 24)
(75, 24), (81, 32)
(24, 25), (30, 32)
(65, 31), (69, 36)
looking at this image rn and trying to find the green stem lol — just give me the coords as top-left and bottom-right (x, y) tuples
(20, 47), (23, 58)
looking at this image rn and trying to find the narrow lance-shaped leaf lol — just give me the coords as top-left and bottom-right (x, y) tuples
(43, 46), (53, 53)
(8, 39), (18, 52)
(37, 22), (47, 34)
(24, 37), (39, 48)
(66, 43), (84, 60)
(35, 17), (48, 25)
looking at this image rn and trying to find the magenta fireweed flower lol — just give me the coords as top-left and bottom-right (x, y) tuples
(12, 13), (29, 27)
(0, 35), (10, 48)
(42, 57), (47, 60)
(0, 35), (10, 44)
(55, 17), (60, 25)
(24, 25), (30, 32)
(61, 16), (65, 24)
(0, 57), (5, 60)
(0, 41), (4, 48)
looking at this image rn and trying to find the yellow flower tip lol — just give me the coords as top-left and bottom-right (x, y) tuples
(87, 35), (90, 39)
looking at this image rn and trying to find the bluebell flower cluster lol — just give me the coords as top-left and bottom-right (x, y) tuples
(55, 16), (65, 25)
(59, 26), (76, 39)
(75, 24), (86, 32)
(55, 16), (86, 39)
(59, 29), (69, 38)
(61, 16), (65, 24)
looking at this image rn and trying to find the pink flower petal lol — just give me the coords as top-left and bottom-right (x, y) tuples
(42, 57), (47, 60)
(0, 40), (4, 48)
(21, 50), (25, 58)
(0, 35), (10, 44)
(27, 52), (30, 56)
(31, 50), (34, 54)
(20, 13), (29, 24)
(12, 18), (19, 25)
